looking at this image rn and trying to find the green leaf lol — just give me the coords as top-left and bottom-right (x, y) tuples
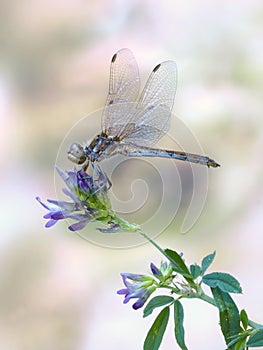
(248, 320), (263, 329)
(203, 272), (242, 293)
(144, 307), (170, 350)
(247, 329), (263, 347)
(201, 251), (216, 275)
(211, 287), (240, 345)
(227, 333), (248, 349)
(143, 296), (174, 318)
(234, 337), (249, 350)
(164, 249), (192, 281)
(190, 264), (201, 279)
(240, 309), (248, 330)
(174, 300), (188, 350)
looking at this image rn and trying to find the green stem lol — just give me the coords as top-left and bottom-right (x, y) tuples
(138, 229), (167, 257)
(197, 293), (216, 306)
(160, 285), (216, 307)
(137, 230), (216, 308)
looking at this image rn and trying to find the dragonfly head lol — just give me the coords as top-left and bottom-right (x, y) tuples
(68, 143), (87, 165)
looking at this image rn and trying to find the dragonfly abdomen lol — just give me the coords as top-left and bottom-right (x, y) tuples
(117, 143), (220, 168)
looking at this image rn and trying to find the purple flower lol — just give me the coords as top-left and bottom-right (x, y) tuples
(117, 272), (157, 310)
(117, 261), (175, 309)
(151, 261), (173, 282)
(37, 167), (105, 231)
(150, 263), (162, 277)
(37, 167), (139, 233)
(36, 196), (88, 230)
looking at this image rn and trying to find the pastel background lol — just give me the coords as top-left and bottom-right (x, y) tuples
(0, 1), (262, 349)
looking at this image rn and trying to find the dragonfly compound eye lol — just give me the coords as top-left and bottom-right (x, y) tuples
(68, 143), (86, 164)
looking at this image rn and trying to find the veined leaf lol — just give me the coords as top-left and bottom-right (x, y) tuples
(203, 272), (242, 293)
(144, 296), (174, 318)
(247, 329), (263, 347)
(174, 300), (188, 350)
(144, 307), (170, 350)
(211, 287), (240, 345)
(240, 309), (248, 330)
(201, 251), (216, 275)
(190, 264), (201, 279)
(248, 320), (263, 329)
(164, 249), (192, 281)
(227, 332), (249, 348)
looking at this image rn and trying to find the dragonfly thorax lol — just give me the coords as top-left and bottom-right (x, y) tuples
(68, 134), (118, 167)
(84, 134), (116, 162)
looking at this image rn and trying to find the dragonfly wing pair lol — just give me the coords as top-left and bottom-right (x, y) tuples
(68, 48), (220, 169)
(102, 48), (177, 147)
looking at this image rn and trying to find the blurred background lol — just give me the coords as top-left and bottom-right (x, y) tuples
(0, 0), (262, 349)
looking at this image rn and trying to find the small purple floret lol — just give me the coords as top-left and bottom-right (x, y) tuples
(37, 167), (138, 233)
(36, 167), (107, 231)
(117, 271), (156, 310)
(150, 262), (161, 277)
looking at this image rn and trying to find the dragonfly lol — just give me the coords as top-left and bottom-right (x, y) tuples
(68, 48), (220, 178)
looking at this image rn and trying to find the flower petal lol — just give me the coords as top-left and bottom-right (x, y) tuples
(132, 299), (145, 310)
(47, 199), (75, 211)
(68, 220), (88, 231)
(50, 211), (65, 220)
(77, 171), (94, 193)
(97, 222), (120, 233)
(45, 219), (57, 228)
(36, 196), (51, 210)
(150, 263), (161, 277)
(55, 166), (67, 181)
(117, 288), (129, 296)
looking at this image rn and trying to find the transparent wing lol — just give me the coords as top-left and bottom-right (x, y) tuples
(101, 48), (140, 136)
(117, 60), (177, 146)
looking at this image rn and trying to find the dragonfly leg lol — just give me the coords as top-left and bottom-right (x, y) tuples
(106, 174), (112, 189)
(91, 163), (112, 191)
(81, 160), (90, 172)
